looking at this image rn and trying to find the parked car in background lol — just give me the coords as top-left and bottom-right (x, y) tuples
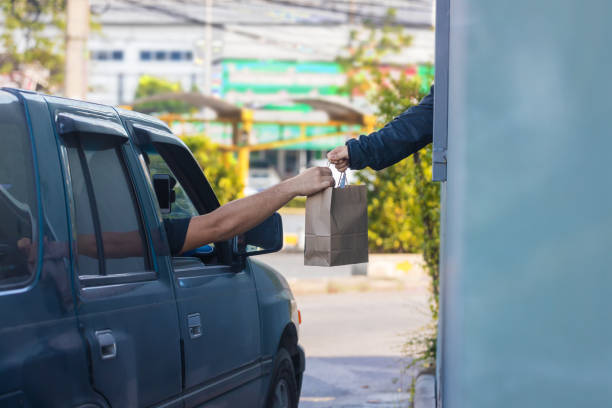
(0, 88), (304, 408)
(245, 160), (282, 195)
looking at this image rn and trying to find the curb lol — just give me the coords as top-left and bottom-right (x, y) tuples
(413, 369), (436, 408)
(287, 275), (429, 296)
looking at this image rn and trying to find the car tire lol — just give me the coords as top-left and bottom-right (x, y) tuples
(265, 348), (298, 408)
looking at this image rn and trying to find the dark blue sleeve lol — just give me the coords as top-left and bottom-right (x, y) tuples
(346, 85), (434, 171)
(163, 217), (191, 256)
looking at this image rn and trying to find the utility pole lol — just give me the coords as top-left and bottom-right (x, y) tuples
(204, 0), (213, 96)
(431, 0), (437, 28)
(202, 0), (214, 138)
(65, 0), (90, 99)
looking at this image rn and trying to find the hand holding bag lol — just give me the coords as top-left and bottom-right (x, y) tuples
(304, 172), (368, 266)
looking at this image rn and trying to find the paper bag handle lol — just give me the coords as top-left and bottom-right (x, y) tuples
(338, 171), (348, 188)
(327, 161), (349, 188)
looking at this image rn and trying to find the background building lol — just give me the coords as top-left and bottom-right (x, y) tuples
(87, 0), (435, 187)
(88, 0), (434, 106)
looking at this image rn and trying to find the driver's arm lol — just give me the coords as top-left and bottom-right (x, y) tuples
(179, 166), (334, 254)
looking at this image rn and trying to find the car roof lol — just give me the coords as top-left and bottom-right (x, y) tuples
(115, 107), (172, 133)
(3, 87), (183, 146)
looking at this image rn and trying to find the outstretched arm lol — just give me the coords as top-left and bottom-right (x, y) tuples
(328, 85), (434, 171)
(48, 168), (333, 259)
(180, 166), (334, 253)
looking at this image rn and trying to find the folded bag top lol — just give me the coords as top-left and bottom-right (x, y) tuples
(304, 173), (368, 267)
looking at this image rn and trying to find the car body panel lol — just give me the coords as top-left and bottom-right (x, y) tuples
(0, 90), (106, 407)
(249, 258), (304, 402)
(170, 257), (262, 407)
(0, 88), (303, 407)
(42, 95), (183, 406)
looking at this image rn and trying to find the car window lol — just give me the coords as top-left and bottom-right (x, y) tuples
(139, 145), (199, 220)
(64, 132), (149, 276)
(0, 95), (38, 287)
(137, 144), (224, 258)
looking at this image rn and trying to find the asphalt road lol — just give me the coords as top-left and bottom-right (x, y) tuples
(294, 290), (431, 408)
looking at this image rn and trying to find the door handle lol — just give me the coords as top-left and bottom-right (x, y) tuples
(187, 313), (202, 339)
(95, 329), (117, 360)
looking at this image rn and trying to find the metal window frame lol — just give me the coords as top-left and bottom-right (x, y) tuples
(0, 92), (42, 292)
(433, 0), (450, 182)
(73, 138), (107, 275)
(60, 127), (154, 281)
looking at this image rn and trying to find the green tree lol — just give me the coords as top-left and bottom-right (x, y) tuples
(134, 77), (241, 205)
(0, 0), (66, 92)
(338, 9), (440, 367)
(133, 75), (196, 114)
(181, 136), (243, 205)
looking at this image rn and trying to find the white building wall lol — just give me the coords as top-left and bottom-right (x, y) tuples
(88, 24), (209, 105)
(86, 0), (435, 106)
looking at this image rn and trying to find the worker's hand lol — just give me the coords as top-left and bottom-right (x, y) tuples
(289, 166), (335, 196)
(327, 145), (350, 172)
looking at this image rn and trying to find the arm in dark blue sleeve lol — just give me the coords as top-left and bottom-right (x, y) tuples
(163, 217), (191, 256)
(346, 85), (434, 171)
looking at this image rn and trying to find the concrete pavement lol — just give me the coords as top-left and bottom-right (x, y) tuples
(258, 252), (357, 280)
(294, 290), (432, 408)
(256, 251), (426, 282)
(257, 250), (433, 407)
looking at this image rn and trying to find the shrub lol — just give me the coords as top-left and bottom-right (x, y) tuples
(338, 9), (440, 368)
(180, 136), (243, 205)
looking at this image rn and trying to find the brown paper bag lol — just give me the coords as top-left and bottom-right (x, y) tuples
(304, 185), (368, 266)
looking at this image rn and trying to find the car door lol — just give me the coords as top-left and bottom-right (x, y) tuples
(0, 91), (104, 407)
(124, 119), (264, 407)
(48, 98), (183, 408)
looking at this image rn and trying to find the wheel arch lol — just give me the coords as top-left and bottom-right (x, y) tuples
(278, 323), (302, 372)
(277, 323), (305, 398)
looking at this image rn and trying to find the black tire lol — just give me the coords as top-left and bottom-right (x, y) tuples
(265, 348), (299, 408)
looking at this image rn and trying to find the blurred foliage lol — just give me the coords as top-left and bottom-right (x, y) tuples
(133, 75), (197, 114)
(135, 76), (240, 204)
(180, 136), (243, 205)
(338, 9), (439, 367)
(337, 9), (414, 100)
(364, 80), (440, 312)
(134, 77), (239, 202)
(285, 197), (306, 208)
(403, 321), (437, 369)
(0, 0), (66, 91)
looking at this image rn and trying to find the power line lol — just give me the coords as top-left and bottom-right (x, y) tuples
(109, 0), (430, 58)
(116, 0), (338, 57)
(111, 0), (431, 28)
(257, 0), (432, 28)
(269, 0), (431, 14)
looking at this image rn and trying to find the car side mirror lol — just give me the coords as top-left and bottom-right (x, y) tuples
(233, 213), (283, 257)
(153, 174), (176, 214)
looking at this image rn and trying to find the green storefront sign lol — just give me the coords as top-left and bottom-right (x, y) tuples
(193, 59), (433, 149)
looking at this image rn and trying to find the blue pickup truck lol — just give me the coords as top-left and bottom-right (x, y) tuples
(0, 88), (304, 408)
